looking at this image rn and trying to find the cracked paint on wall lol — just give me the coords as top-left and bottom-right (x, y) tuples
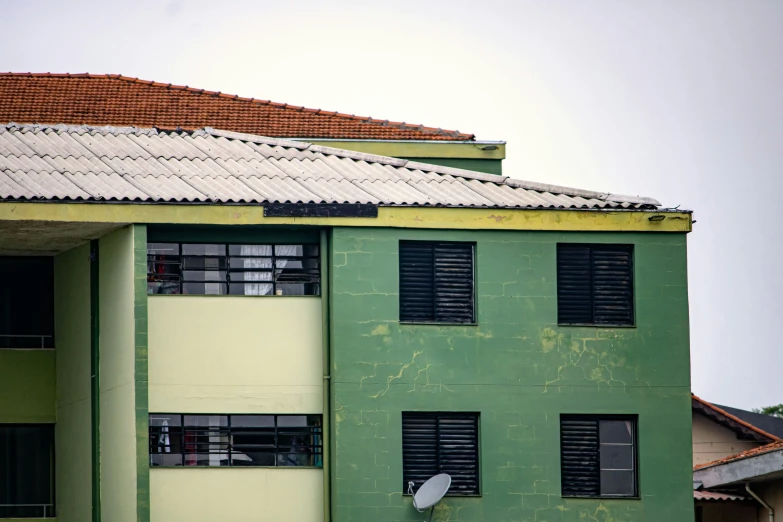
(329, 228), (694, 522)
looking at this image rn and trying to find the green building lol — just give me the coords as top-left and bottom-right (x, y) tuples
(0, 124), (693, 522)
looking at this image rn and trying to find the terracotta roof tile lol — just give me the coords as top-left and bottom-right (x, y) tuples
(0, 73), (475, 141)
(694, 440), (783, 470)
(693, 490), (746, 501)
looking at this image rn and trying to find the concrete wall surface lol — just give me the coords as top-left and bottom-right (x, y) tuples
(330, 227), (694, 522)
(692, 412), (762, 466)
(54, 243), (91, 522)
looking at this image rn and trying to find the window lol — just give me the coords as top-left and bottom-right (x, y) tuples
(147, 243), (320, 296)
(0, 424), (55, 518)
(0, 257), (54, 348)
(402, 412), (479, 495)
(557, 244), (634, 326)
(148, 414), (322, 467)
(399, 241), (475, 324)
(560, 415), (637, 498)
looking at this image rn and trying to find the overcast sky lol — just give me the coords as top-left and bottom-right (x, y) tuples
(2, 0), (781, 409)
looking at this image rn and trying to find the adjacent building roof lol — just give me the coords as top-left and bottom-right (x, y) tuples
(692, 394), (780, 444)
(693, 490), (746, 501)
(695, 440), (783, 471)
(713, 404), (783, 439)
(0, 123), (661, 209)
(0, 73), (474, 141)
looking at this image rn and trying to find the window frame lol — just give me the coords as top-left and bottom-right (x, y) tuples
(398, 241), (477, 325)
(556, 243), (636, 327)
(559, 414), (639, 499)
(148, 413), (323, 468)
(401, 411), (481, 496)
(0, 423), (56, 519)
(146, 242), (321, 296)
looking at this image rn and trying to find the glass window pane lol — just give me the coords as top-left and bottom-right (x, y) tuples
(231, 415), (274, 427)
(230, 271), (272, 282)
(184, 415), (228, 427)
(182, 257), (227, 270)
(229, 257), (272, 269)
(148, 281), (181, 295)
(0, 425), (54, 517)
(182, 244), (225, 256)
(599, 420), (633, 444)
(148, 243), (180, 255)
(229, 245), (272, 256)
(229, 282), (273, 296)
(275, 245), (302, 256)
(277, 415), (309, 427)
(600, 470), (635, 496)
(276, 283), (319, 296)
(183, 282), (227, 295)
(302, 245), (319, 257)
(600, 445), (634, 470)
(0, 257), (55, 349)
(277, 451), (314, 466)
(182, 270), (227, 282)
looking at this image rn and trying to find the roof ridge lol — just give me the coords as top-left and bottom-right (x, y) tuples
(692, 394), (782, 443)
(0, 72), (475, 140)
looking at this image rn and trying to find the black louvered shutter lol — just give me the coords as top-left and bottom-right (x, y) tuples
(560, 417), (600, 497)
(399, 243), (435, 322)
(400, 242), (474, 323)
(402, 413), (479, 495)
(557, 244), (634, 326)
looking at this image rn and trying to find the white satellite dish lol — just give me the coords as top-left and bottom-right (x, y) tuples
(409, 474), (451, 521)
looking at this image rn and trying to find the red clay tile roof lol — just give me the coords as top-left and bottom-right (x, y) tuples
(693, 490), (746, 501)
(694, 440), (783, 470)
(692, 394), (781, 443)
(0, 73), (474, 141)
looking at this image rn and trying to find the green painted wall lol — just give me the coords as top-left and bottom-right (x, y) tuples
(99, 226), (138, 522)
(329, 228), (693, 522)
(54, 243), (92, 522)
(397, 157), (503, 175)
(0, 350), (54, 423)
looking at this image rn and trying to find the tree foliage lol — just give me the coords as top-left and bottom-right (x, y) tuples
(752, 404), (783, 418)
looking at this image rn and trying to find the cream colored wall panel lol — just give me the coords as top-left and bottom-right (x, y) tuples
(148, 384), (321, 414)
(692, 412), (762, 466)
(99, 226), (139, 522)
(150, 469), (323, 522)
(148, 296), (322, 413)
(54, 243), (92, 522)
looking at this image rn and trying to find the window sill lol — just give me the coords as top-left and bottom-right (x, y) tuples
(403, 493), (482, 498)
(147, 294), (321, 298)
(400, 321), (478, 326)
(150, 465), (323, 470)
(562, 495), (640, 500)
(0, 347), (55, 351)
(558, 323), (636, 329)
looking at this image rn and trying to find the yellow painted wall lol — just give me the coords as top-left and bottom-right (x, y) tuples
(54, 243), (91, 522)
(148, 296), (323, 413)
(0, 350), (54, 423)
(692, 412), (762, 465)
(150, 469), (322, 522)
(99, 227), (138, 522)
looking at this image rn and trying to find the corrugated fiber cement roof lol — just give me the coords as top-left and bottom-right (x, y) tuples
(0, 123), (661, 209)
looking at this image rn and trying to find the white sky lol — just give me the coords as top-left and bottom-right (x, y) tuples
(2, 0), (781, 409)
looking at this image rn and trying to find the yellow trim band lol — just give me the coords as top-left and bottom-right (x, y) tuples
(305, 140), (506, 160)
(0, 203), (691, 232)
